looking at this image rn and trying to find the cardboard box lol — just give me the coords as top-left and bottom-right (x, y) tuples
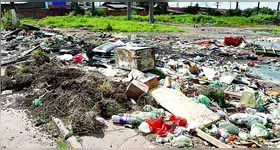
(125, 80), (149, 100)
(140, 73), (159, 90)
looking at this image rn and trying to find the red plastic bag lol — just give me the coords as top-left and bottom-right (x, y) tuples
(73, 54), (83, 63)
(169, 114), (187, 127)
(146, 117), (172, 136)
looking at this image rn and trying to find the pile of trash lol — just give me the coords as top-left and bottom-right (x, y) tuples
(1, 25), (280, 148)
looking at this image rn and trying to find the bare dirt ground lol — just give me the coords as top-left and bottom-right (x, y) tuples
(1, 94), (56, 148)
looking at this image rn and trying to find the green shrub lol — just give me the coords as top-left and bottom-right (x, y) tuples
(242, 8), (252, 17)
(248, 14), (279, 25)
(94, 8), (106, 17)
(1, 10), (20, 30)
(191, 15), (216, 24)
(207, 8), (222, 16)
(84, 10), (92, 17)
(132, 10), (137, 15)
(201, 87), (226, 107)
(68, 11), (75, 17)
(105, 23), (113, 31)
(225, 9), (242, 16)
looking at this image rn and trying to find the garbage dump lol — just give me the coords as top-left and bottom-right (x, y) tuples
(1, 25), (280, 148)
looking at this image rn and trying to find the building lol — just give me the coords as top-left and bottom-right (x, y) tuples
(1, 2), (148, 19)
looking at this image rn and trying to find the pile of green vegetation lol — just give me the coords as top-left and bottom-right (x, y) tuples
(1, 10), (20, 30)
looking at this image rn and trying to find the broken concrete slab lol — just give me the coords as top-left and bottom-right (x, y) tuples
(149, 86), (220, 128)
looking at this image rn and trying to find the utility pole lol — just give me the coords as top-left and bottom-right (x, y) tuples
(127, 2), (132, 20)
(149, 2), (154, 23)
(91, 2), (95, 16)
(10, 2), (18, 25)
(236, 2), (239, 9)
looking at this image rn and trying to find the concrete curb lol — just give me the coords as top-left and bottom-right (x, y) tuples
(52, 117), (83, 148)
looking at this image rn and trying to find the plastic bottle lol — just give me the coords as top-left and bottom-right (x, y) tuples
(111, 115), (135, 124)
(95, 117), (106, 126)
(218, 128), (229, 138)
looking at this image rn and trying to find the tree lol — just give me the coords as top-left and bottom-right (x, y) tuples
(136, 2), (168, 14)
(236, 2), (239, 9)
(154, 2), (169, 15)
(216, 2), (220, 9)
(277, 2), (280, 11)
(257, 2), (260, 9)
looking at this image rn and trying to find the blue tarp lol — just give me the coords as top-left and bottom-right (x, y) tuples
(52, 2), (66, 6)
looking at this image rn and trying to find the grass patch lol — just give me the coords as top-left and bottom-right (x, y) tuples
(21, 15), (184, 32)
(56, 138), (67, 148)
(21, 14), (278, 32)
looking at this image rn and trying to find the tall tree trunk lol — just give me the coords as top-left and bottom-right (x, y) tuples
(127, 2), (132, 20)
(91, 2), (95, 16)
(236, 2), (239, 9)
(277, 2), (280, 11)
(257, 2), (260, 9)
(149, 2), (154, 23)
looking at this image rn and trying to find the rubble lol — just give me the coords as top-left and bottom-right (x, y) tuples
(1, 25), (280, 148)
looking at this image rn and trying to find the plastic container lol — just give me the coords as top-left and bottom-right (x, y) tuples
(111, 115), (135, 124)
(138, 121), (151, 133)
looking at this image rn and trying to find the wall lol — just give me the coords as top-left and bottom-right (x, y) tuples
(3, 7), (147, 19)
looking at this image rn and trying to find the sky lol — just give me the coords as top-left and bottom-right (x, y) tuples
(168, 2), (278, 10)
(92, 2), (278, 10)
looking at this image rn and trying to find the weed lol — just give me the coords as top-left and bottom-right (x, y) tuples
(39, 111), (49, 121)
(84, 10), (92, 17)
(32, 49), (50, 65)
(65, 132), (73, 139)
(94, 8), (106, 17)
(18, 64), (31, 73)
(48, 120), (55, 128)
(99, 79), (113, 93)
(56, 138), (67, 148)
(68, 11), (75, 17)
(76, 137), (83, 142)
(62, 116), (70, 124)
(1, 10), (20, 30)
(146, 134), (157, 141)
(105, 23), (113, 31)
(201, 87), (226, 107)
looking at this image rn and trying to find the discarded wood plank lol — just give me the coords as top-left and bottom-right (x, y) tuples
(22, 23), (40, 31)
(3, 29), (22, 38)
(21, 45), (40, 57)
(196, 129), (232, 148)
(269, 138), (280, 142)
(149, 86), (220, 127)
(1, 55), (30, 66)
(224, 91), (242, 98)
